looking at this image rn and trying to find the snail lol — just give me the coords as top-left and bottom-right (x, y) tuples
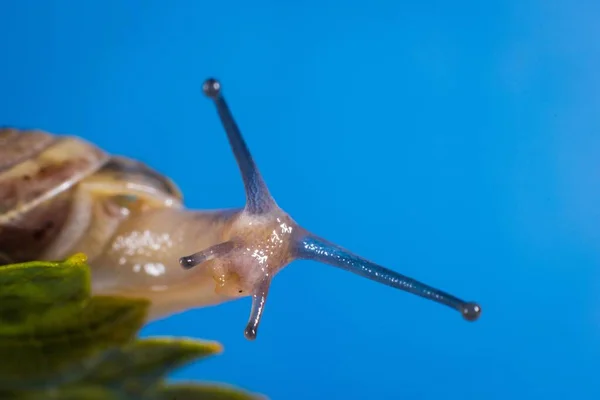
(0, 78), (481, 340)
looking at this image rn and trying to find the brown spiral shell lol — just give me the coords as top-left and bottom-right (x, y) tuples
(0, 127), (182, 264)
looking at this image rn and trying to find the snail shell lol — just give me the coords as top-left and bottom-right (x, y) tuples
(0, 127), (183, 265)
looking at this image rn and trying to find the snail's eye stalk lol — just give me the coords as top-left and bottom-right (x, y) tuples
(295, 234), (482, 321)
(244, 277), (272, 340)
(179, 241), (237, 270)
(193, 78), (480, 341)
(202, 78), (275, 215)
(179, 240), (273, 341)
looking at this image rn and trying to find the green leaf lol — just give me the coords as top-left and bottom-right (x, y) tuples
(38, 386), (118, 400)
(0, 254), (266, 399)
(0, 254), (150, 390)
(77, 337), (223, 395)
(0, 385), (119, 400)
(0, 253), (90, 334)
(1, 382), (265, 400)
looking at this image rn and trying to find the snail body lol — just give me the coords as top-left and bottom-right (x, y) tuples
(0, 128), (250, 318)
(0, 78), (481, 340)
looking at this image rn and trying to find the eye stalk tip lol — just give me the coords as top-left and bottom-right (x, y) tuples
(179, 256), (196, 270)
(202, 78), (221, 99)
(244, 325), (258, 341)
(461, 302), (482, 322)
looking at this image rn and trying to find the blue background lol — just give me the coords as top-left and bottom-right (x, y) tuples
(1, 1), (599, 399)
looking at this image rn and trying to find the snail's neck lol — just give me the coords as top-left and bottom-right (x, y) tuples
(76, 206), (242, 317)
(87, 206), (240, 288)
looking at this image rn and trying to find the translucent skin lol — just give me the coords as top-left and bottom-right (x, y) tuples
(85, 203), (301, 322)
(0, 78), (481, 340)
(87, 207), (240, 320)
